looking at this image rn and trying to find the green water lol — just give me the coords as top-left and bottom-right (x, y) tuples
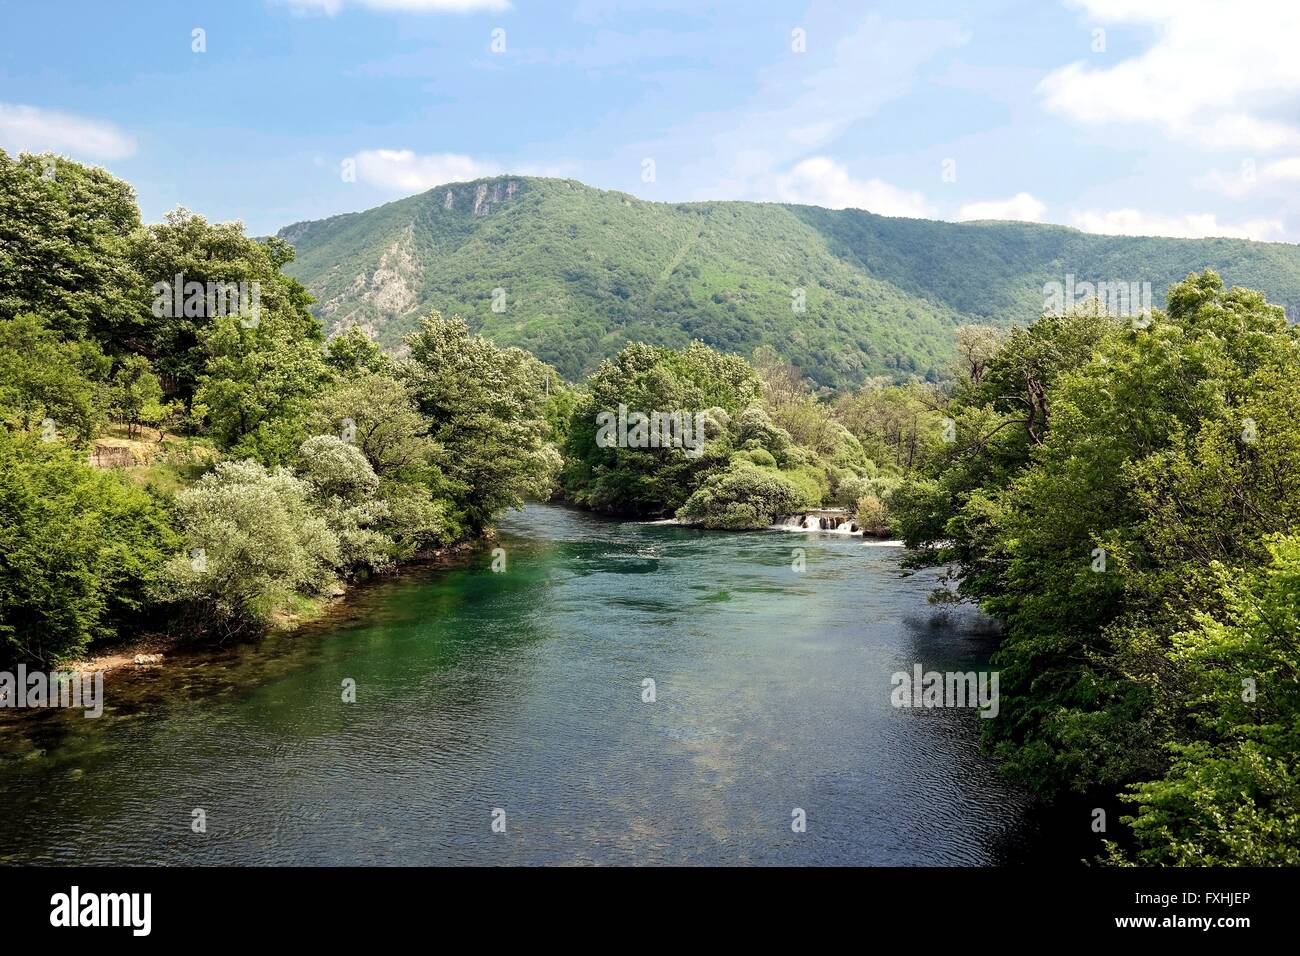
(0, 503), (1048, 865)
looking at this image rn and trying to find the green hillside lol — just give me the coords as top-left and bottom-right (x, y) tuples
(279, 176), (1300, 387)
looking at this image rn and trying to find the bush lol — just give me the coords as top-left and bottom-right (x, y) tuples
(154, 459), (338, 632)
(297, 434), (379, 501)
(834, 474), (873, 508)
(734, 405), (791, 457)
(0, 430), (174, 664)
(676, 462), (810, 529)
(855, 494), (892, 537)
(297, 435), (393, 574)
(736, 447), (777, 467)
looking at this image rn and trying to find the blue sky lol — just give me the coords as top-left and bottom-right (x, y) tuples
(2, 0), (1297, 240)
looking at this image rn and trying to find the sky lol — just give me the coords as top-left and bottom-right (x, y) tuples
(1, 0), (1298, 240)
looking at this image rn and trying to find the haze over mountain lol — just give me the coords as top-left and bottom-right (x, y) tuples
(278, 176), (1300, 388)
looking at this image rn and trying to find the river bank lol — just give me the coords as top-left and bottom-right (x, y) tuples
(0, 537), (493, 704)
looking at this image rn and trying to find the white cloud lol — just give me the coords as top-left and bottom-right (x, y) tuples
(1071, 207), (1284, 240)
(1039, 0), (1300, 151)
(0, 103), (136, 160)
(346, 149), (572, 193)
(1200, 156), (1300, 196)
(775, 157), (932, 218)
(349, 150), (500, 191)
(280, 0), (510, 15)
(958, 192), (1047, 222)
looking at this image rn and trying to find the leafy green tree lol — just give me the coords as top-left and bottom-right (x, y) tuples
(325, 325), (389, 375)
(893, 272), (1300, 834)
(130, 208), (319, 403)
(676, 461), (811, 529)
(296, 435), (394, 575)
(561, 341), (757, 517)
(836, 381), (942, 475)
(0, 430), (174, 664)
(0, 313), (109, 442)
(0, 150), (149, 343)
(305, 369), (437, 478)
(403, 312), (557, 531)
(109, 354), (163, 437)
(194, 312), (330, 462)
(1113, 536), (1300, 865)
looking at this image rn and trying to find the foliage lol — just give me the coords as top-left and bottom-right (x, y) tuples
(0, 312), (109, 442)
(1114, 537), (1300, 865)
(305, 369), (437, 478)
(676, 461), (812, 529)
(0, 150), (148, 343)
(0, 430), (174, 664)
(403, 311), (558, 531)
(154, 459), (338, 633)
(560, 341), (758, 517)
(131, 208), (318, 403)
(194, 312), (330, 462)
(109, 354), (164, 437)
(892, 271), (1300, 862)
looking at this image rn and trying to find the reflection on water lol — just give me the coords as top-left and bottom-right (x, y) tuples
(0, 504), (1055, 865)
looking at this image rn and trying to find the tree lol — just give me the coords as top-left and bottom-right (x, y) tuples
(129, 207), (319, 403)
(109, 354), (163, 437)
(305, 370), (437, 478)
(296, 435), (394, 575)
(561, 340), (758, 517)
(953, 324), (1002, 387)
(676, 461), (810, 529)
(194, 312), (330, 462)
(0, 312), (109, 442)
(325, 325), (389, 375)
(403, 312), (557, 531)
(892, 272), (1300, 817)
(1114, 536), (1300, 865)
(0, 150), (149, 344)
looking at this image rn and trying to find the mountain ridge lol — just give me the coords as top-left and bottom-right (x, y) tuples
(278, 175), (1300, 387)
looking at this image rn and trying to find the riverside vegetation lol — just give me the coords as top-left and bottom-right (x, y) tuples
(2, 150), (1297, 866)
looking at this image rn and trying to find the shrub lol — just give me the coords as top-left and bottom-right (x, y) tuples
(855, 494), (892, 537)
(736, 447), (777, 467)
(154, 459), (338, 632)
(676, 462), (810, 529)
(0, 431), (174, 664)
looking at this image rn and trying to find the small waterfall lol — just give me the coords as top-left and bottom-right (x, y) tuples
(772, 511), (863, 535)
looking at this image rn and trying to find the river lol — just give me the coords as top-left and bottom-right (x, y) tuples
(0, 503), (1057, 865)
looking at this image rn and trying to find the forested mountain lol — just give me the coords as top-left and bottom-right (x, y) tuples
(279, 176), (1300, 387)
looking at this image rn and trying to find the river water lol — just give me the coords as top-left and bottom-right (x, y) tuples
(0, 503), (1053, 865)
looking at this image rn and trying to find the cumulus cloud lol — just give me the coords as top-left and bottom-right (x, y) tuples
(0, 103), (136, 160)
(1071, 207), (1284, 240)
(775, 157), (932, 217)
(280, 0), (510, 15)
(1039, 0), (1300, 151)
(348, 150), (500, 191)
(957, 192), (1047, 222)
